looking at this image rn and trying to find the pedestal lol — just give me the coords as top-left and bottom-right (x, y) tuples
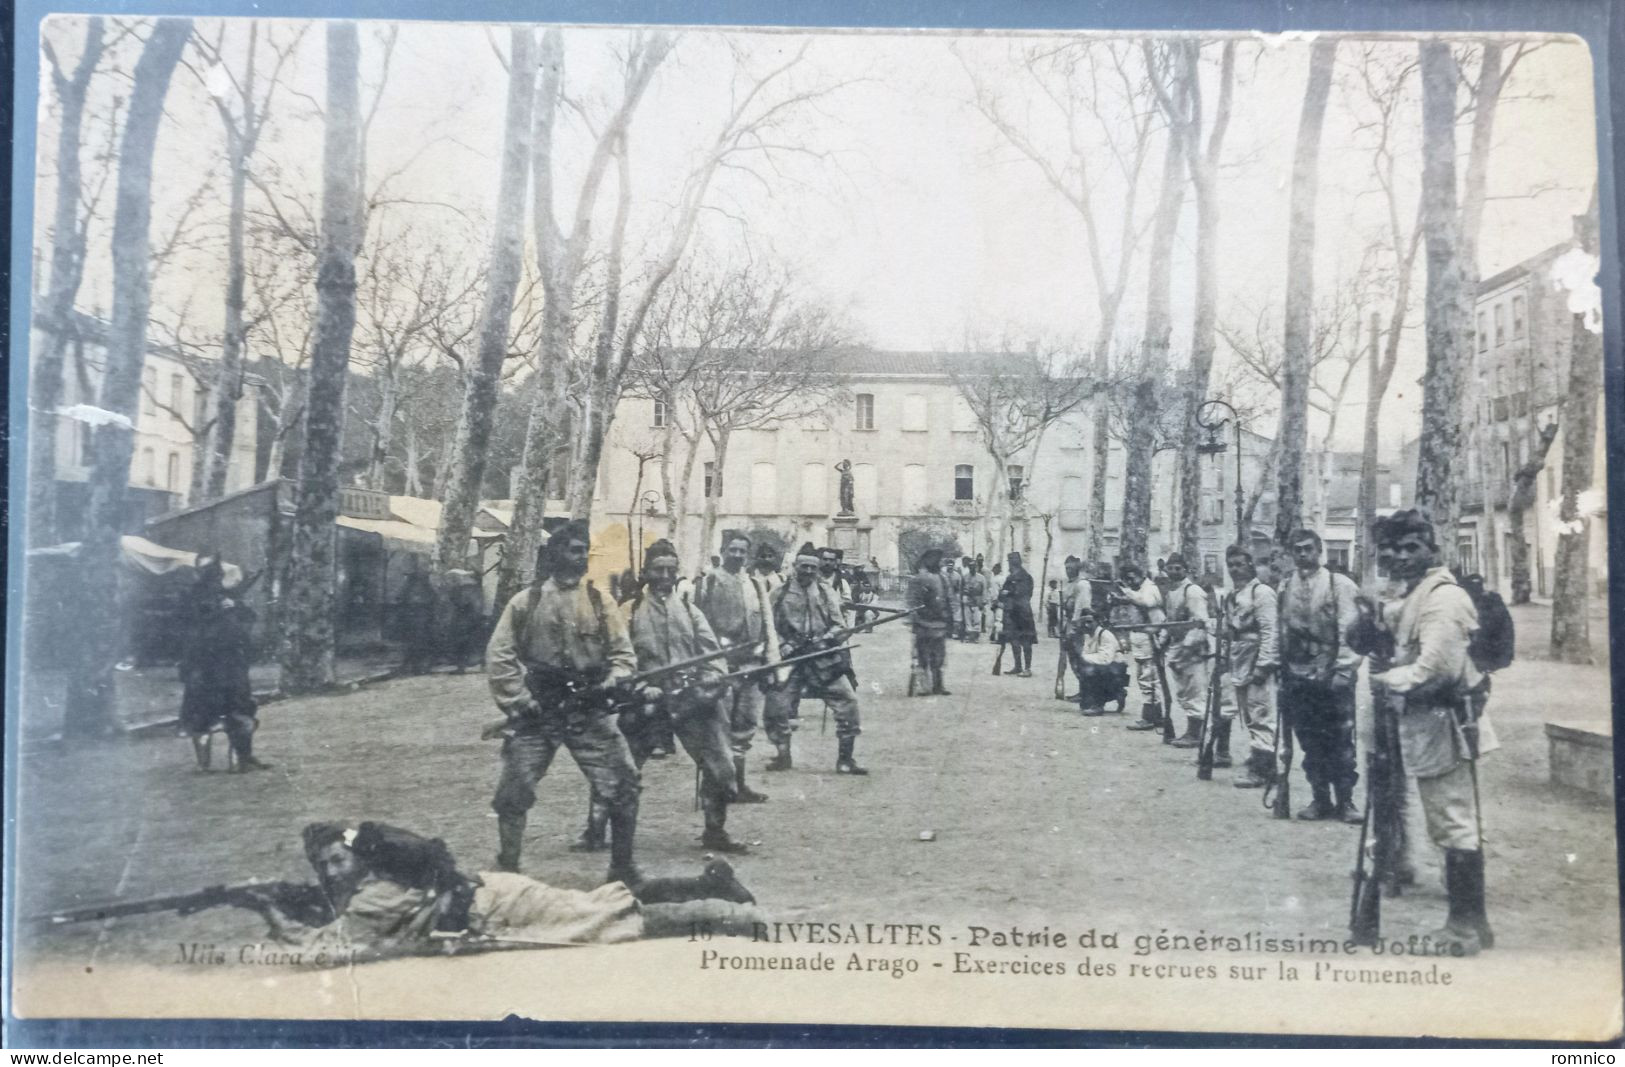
(829, 514), (860, 555)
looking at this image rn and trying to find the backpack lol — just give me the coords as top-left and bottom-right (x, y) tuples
(1457, 573), (1515, 673)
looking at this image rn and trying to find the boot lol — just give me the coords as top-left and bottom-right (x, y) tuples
(605, 797), (641, 887)
(632, 859), (756, 905)
(570, 795), (610, 852)
(1296, 784), (1336, 821)
(229, 732), (270, 772)
(1170, 716), (1204, 749)
(700, 792), (749, 854)
(734, 757), (768, 803)
(836, 735), (868, 775)
(495, 813), (526, 873)
(1127, 700), (1163, 731)
(764, 740), (793, 772)
(932, 669), (951, 696)
(191, 735), (213, 771)
(1213, 718), (1233, 768)
(1233, 749), (1275, 789)
(1433, 849), (1485, 956)
(1334, 781), (1363, 825)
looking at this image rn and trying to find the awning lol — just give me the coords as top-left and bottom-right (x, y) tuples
(336, 515), (437, 552)
(27, 535), (245, 585)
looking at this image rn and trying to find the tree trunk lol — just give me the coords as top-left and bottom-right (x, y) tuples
(1507, 420), (1558, 604)
(1355, 312), (1382, 586)
(568, 137), (631, 519)
(402, 418), (423, 496)
(30, 17), (105, 547)
(64, 18), (190, 737)
(1414, 41), (1469, 562)
(365, 361), (398, 490)
(671, 428), (701, 560)
(1275, 38), (1336, 548)
(1086, 389), (1111, 563)
(205, 143), (249, 499)
(697, 430), (731, 575)
(435, 28), (536, 578)
(279, 21), (362, 694)
(498, 359), (564, 608)
(1551, 309), (1601, 661)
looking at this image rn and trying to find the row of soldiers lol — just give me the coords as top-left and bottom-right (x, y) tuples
(483, 522), (881, 886)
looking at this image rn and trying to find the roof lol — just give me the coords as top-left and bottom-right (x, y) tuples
(1478, 241), (1573, 295)
(820, 348), (1015, 377)
(388, 495), (443, 530)
(336, 515), (437, 550)
(34, 310), (270, 388)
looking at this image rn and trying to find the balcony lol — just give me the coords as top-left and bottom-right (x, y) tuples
(949, 499), (979, 516)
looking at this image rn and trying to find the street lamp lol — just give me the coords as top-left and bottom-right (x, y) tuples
(637, 490), (664, 575)
(1196, 398), (1246, 549)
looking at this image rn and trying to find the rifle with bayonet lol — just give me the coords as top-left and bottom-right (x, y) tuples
(777, 608), (914, 694)
(1197, 605), (1230, 780)
(31, 880), (334, 928)
(1109, 620), (1203, 742)
(1349, 597), (1405, 945)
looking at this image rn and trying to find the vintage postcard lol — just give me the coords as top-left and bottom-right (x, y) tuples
(6, 11), (1619, 1045)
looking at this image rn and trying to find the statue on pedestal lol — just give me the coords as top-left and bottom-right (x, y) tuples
(836, 459), (856, 516)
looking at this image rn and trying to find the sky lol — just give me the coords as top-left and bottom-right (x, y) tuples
(31, 20), (1601, 459)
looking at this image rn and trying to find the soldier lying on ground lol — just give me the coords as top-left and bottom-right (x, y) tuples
(249, 821), (762, 952)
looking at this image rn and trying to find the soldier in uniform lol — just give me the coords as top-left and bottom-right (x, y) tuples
(695, 533), (778, 805)
(906, 548), (953, 696)
(960, 557), (987, 642)
(1365, 510), (1497, 954)
(997, 552), (1037, 676)
(1071, 605), (1126, 716)
(817, 547), (852, 627)
(1278, 527), (1363, 822)
(485, 521), (644, 882)
(625, 539), (749, 854)
(763, 543), (867, 774)
(1116, 562), (1170, 733)
(1163, 554), (1214, 749)
(1223, 546), (1279, 788)
(942, 556), (964, 641)
(179, 561), (267, 772)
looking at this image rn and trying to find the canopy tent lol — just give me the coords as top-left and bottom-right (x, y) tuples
(28, 534), (245, 586)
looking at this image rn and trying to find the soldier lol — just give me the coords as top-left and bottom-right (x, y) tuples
(906, 547), (953, 696)
(1224, 546), (1279, 788)
(942, 556), (964, 641)
(485, 520), (644, 882)
(1116, 562), (1170, 733)
(625, 540), (749, 854)
(178, 562), (267, 772)
(961, 557), (987, 642)
(1071, 605), (1127, 716)
(817, 547), (852, 627)
(1163, 554), (1214, 749)
(997, 552), (1037, 677)
(1278, 527), (1363, 823)
(695, 533), (778, 805)
(763, 543), (867, 775)
(1365, 510), (1497, 954)
(1056, 557), (1088, 701)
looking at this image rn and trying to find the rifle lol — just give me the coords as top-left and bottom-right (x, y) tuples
(1351, 615), (1404, 944)
(31, 880), (333, 928)
(1266, 696), (1294, 819)
(1149, 633), (1178, 743)
(1053, 631), (1069, 700)
(991, 628), (1008, 675)
(1196, 606), (1229, 780)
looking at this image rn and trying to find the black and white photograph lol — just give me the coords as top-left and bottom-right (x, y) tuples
(5, 11), (1619, 1044)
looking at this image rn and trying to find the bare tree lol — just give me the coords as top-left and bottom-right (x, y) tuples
(1507, 420), (1559, 604)
(29, 18), (107, 546)
(433, 27), (538, 577)
(279, 20), (362, 693)
(1275, 37), (1337, 548)
(63, 17), (191, 738)
(1550, 195), (1601, 663)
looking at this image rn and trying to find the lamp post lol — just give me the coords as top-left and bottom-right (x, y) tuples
(1196, 398), (1246, 549)
(638, 489), (663, 575)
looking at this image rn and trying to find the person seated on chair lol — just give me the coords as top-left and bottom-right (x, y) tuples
(1072, 606), (1127, 717)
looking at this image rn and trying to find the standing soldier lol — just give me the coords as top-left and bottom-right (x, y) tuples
(626, 540), (749, 854)
(485, 521), (643, 882)
(942, 556), (964, 641)
(1163, 554), (1214, 749)
(696, 532), (777, 805)
(764, 543), (867, 775)
(1365, 510), (1497, 954)
(1278, 527), (1363, 822)
(1057, 557), (1088, 699)
(1116, 562), (1170, 733)
(817, 547), (852, 628)
(906, 548), (953, 696)
(1224, 546), (1279, 788)
(997, 552), (1037, 676)
(961, 557), (986, 642)
(179, 561), (267, 772)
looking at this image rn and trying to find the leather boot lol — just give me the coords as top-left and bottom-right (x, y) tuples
(192, 734), (213, 771)
(633, 859), (756, 905)
(734, 757), (768, 803)
(605, 796), (641, 887)
(1296, 785), (1336, 821)
(1127, 700), (1162, 731)
(1334, 781), (1363, 825)
(932, 669), (951, 696)
(227, 716), (269, 771)
(1433, 849), (1485, 956)
(1233, 749), (1275, 789)
(764, 740), (793, 772)
(836, 736), (868, 775)
(1213, 718), (1233, 768)
(1170, 716), (1204, 749)
(495, 813), (526, 873)
(700, 791), (749, 854)
(570, 795), (610, 852)
(1459, 848), (1494, 949)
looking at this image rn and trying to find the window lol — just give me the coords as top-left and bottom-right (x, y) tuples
(749, 461), (776, 513)
(1389, 483), (1402, 508)
(853, 462), (876, 514)
(1476, 311), (1488, 353)
(1493, 303), (1506, 347)
(951, 395), (977, 433)
(1203, 553), (1220, 577)
(142, 367), (157, 420)
(801, 463), (826, 513)
(703, 461), (716, 498)
(902, 464), (927, 512)
(1326, 541), (1351, 572)
(652, 399), (668, 428)
(1061, 475), (1086, 508)
(954, 464), (974, 501)
(170, 374), (185, 416)
(141, 447), (156, 485)
(902, 393), (928, 432)
(1007, 464), (1024, 501)
(854, 393), (875, 431)
(1501, 442), (1511, 482)
(76, 422), (93, 467)
(194, 389), (208, 430)
(1511, 293), (1526, 339)
(166, 452), (180, 490)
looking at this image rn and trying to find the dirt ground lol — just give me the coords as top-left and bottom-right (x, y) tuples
(13, 612), (1618, 981)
